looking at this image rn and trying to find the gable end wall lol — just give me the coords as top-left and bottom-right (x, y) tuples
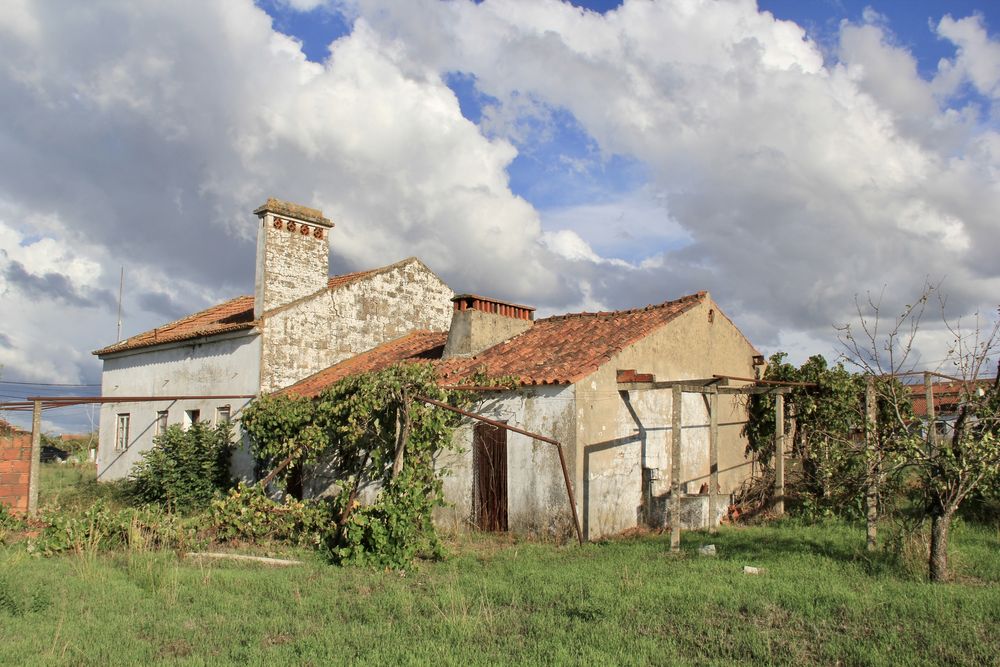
(574, 296), (759, 539)
(259, 260), (454, 393)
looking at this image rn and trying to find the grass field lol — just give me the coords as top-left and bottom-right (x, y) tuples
(1, 465), (997, 665)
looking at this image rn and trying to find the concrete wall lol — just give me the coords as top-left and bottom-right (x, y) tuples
(436, 385), (578, 538)
(259, 258), (454, 393)
(96, 331), (260, 481)
(574, 295), (759, 539)
(0, 432), (31, 515)
(443, 309), (533, 358)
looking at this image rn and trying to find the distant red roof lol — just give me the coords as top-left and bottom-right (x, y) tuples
(93, 266), (389, 356)
(910, 380), (993, 417)
(281, 292), (708, 397)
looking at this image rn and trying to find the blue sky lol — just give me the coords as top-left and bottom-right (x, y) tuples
(256, 0), (999, 265)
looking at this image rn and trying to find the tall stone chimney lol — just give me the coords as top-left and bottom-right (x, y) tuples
(252, 198), (334, 317)
(443, 294), (534, 358)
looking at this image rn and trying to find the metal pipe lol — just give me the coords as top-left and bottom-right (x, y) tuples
(22, 394), (255, 404)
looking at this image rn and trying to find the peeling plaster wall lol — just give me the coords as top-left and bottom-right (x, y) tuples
(96, 331), (260, 481)
(435, 385), (578, 539)
(575, 296), (758, 539)
(259, 259), (454, 393)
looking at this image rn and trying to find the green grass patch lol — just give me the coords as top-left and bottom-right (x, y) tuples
(1, 521), (998, 666)
(38, 463), (130, 513)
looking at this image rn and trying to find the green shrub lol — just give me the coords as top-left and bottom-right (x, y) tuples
(129, 422), (234, 512)
(28, 501), (197, 556)
(0, 504), (25, 543)
(210, 482), (333, 547)
(333, 473), (446, 568)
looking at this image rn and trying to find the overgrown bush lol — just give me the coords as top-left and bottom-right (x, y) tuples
(210, 482), (333, 547)
(28, 500), (197, 556)
(242, 364), (492, 568)
(129, 422), (234, 512)
(334, 472), (446, 567)
(0, 504), (25, 544)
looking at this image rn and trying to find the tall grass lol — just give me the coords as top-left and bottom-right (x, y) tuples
(1, 521), (997, 666)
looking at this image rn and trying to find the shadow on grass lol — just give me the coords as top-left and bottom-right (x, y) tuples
(683, 521), (915, 578)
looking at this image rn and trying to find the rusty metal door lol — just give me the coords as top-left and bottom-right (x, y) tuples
(473, 422), (508, 532)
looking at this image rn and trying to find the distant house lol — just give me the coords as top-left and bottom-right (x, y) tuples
(93, 199), (453, 480)
(281, 291), (761, 540)
(910, 380), (992, 438)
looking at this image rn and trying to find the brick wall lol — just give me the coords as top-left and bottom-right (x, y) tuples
(0, 432), (32, 515)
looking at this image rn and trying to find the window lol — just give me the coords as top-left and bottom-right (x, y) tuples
(115, 414), (130, 451)
(216, 405), (231, 425)
(155, 411), (168, 437)
(183, 409), (201, 429)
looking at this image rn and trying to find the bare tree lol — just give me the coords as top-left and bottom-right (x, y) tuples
(838, 286), (1000, 581)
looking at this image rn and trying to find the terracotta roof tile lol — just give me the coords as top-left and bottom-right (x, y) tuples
(279, 292), (707, 396)
(93, 264), (400, 357)
(280, 331), (448, 398)
(327, 268), (377, 290)
(909, 380), (992, 417)
(93, 296), (256, 356)
(436, 292), (706, 385)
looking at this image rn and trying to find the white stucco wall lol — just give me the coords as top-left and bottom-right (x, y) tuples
(436, 385), (578, 538)
(96, 331), (260, 481)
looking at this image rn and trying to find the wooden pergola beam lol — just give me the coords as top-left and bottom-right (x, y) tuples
(619, 382), (787, 396)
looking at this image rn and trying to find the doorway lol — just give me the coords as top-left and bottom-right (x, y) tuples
(473, 422), (508, 531)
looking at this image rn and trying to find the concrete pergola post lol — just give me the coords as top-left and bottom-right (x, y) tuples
(708, 386), (719, 534)
(27, 399), (41, 518)
(670, 384), (682, 552)
(773, 392), (785, 516)
(924, 372), (937, 455)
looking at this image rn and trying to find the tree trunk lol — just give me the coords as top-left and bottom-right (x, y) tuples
(929, 508), (954, 582)
(392, 390), (411, 480)
(864, 378), (878, 551)
(865, 479), (878, 551)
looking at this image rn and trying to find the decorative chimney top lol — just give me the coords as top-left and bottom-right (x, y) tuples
(252, 198), (333, 317)
(451, 294), (535, 321)
(443, 294), (535, 358)
(253, 198), (333, 228)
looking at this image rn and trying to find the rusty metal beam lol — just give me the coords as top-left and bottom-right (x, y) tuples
(24, 394), (256, 403)
(416, 395), (584, 546)
(0, 394), (257, 412)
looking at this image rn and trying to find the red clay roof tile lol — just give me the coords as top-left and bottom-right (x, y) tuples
(280, 292), (707, 396)
(93, 295), (256, 356)
(93, 267), (386, 356)
(909, 380), (992, 417)
(279, 331), (448, 398)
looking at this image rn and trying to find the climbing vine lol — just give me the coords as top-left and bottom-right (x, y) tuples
(241, 364), (516, 567)
(743, 353), (912, 518)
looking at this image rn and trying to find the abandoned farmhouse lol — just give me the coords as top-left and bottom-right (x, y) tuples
(94, 199), (763, 540)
